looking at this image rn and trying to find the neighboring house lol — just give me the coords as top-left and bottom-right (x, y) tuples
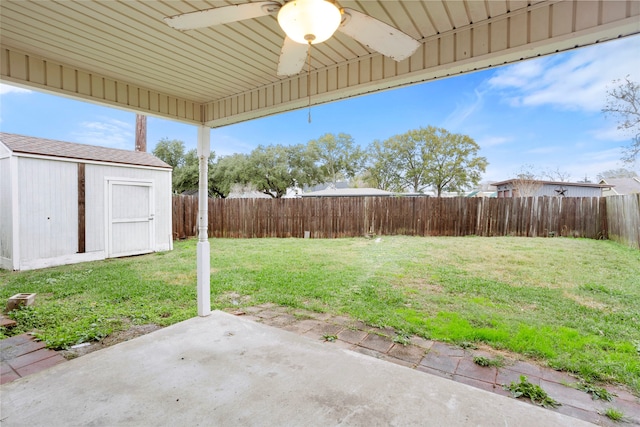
(493, 179), (612, 198)
(0, 132), (173, 271)
(465, 190), (497, 198)
(300, 187), (393, 197)
(599, 177), (640, 196)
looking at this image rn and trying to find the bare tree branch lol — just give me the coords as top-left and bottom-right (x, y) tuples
(603, 76), (640, 164)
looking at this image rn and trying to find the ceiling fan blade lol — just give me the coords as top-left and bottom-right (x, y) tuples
(277, 37), (309, 77)
(164, 1), (281, 30)
(338, 8), (421, 61)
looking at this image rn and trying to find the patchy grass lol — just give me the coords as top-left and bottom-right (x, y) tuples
(322, 334), (338, 342)
(0, 236), (638, 394)
(603, 407), (625, 421)
(473, 355), (505, 368)
(503, 375), (561, 408)
(568, 380), (617, 401)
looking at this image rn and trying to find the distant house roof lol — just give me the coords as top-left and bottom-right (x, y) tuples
(227, 190), (272, 199)
(492, 179), (612, 189)
(598, 177), (640, 195)
(305, 182), (350, 192)
(300, 187), (393, 197)
(0, 132), (171, 169)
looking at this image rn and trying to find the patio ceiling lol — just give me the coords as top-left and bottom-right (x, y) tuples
(1, 0), (639, 128)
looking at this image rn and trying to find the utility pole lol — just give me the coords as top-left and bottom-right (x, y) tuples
(135, 114), (147, 152)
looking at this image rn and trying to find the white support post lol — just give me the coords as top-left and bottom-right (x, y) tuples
(196, 125), (211, 317)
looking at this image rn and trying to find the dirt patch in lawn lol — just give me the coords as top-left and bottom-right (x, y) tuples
(60, 323), (163, 359)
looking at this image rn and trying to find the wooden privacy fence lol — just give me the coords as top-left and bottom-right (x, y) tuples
(606, 194), (640, 249)
(172, 195), (622, 242)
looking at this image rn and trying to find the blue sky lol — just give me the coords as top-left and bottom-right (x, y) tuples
(1, 34), (638, 184)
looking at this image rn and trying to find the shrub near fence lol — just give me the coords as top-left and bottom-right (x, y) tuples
(172, 195), (619, 242)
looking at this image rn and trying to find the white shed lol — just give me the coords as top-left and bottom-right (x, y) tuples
(0, 132), (173, 271)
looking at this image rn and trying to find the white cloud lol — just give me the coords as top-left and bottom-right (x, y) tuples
(487, 36), (640, 112)
(477, 135), (512, 147)
(443, 89), (485, 129)
(481, 165), (508, 182)
(578, 147), (625, 162)
(71, 117), (134, 150)
(211, 132), (258, 157)
(590, 123), (632, 142)
(481, 145), (633, 183)
(0, 83), (32, 95)
(558, 147), (634, 181)
(526, 146), (561, 154)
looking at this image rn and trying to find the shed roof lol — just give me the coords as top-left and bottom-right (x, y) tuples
(492, 179), (612, 189)
(0, 132), (171, 170)
(598, 177), (640, 195)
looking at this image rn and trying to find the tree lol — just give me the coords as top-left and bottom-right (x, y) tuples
(366, 127), (487, 195)
(419, 127), (488, 196)
(172, 148), (199, 194)
(152, 138), (186, 169)
(153, 139), (193, 193)
(246, 144), (321, 198)
(172, 148), (218, 196)
(510, 164), (543, 197)
(543, 167), (571, 182)
(210, 153), (251, 198)
(597, 167), (639, 181)
(308, 133), (367, 186)
(363, 139), (403, 191)
(375, 131), (430, 193)
(603, 76), (640, 163)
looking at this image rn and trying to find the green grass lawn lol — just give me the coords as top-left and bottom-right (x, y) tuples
(1, 236), (639, 394)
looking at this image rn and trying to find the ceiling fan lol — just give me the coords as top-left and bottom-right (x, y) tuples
(164, 0), (421, 77)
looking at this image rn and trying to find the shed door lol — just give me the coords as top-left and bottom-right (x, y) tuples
(106, 180), (154, 258)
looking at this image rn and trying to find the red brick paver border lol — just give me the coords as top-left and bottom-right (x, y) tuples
(236, 304), (640, 427)
(1, 334), (66, 384)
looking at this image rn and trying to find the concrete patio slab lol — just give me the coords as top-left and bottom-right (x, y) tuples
(1, 311), (592, 427)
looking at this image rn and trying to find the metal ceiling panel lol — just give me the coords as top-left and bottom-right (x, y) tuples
(1, 1), (638, 127)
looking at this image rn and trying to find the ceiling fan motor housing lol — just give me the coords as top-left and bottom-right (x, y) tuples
(277, 0), (342, 45)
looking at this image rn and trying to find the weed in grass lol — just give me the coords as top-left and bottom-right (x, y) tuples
(503, 375), (561, 408)
(393, 333), (411, 346)
(473, 355), (505, 368)
(603, 407), (625, 421)
(568, 380), (616, 401)
(293, 312), (314, 320)
(459, 341), (478, 350)
(322, 334), (338, 342)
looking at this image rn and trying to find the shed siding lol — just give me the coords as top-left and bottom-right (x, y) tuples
(85, 164), (172, 253)
(0, 156), (13, 267)
(538, 184), (602, 198)
(496, 182), (605, 198)
(18, 157), (78, 262)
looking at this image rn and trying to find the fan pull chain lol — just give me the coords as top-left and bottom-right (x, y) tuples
(307, 41), (312, 123)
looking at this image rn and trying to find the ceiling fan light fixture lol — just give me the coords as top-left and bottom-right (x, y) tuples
(277, 0), (341, 45)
